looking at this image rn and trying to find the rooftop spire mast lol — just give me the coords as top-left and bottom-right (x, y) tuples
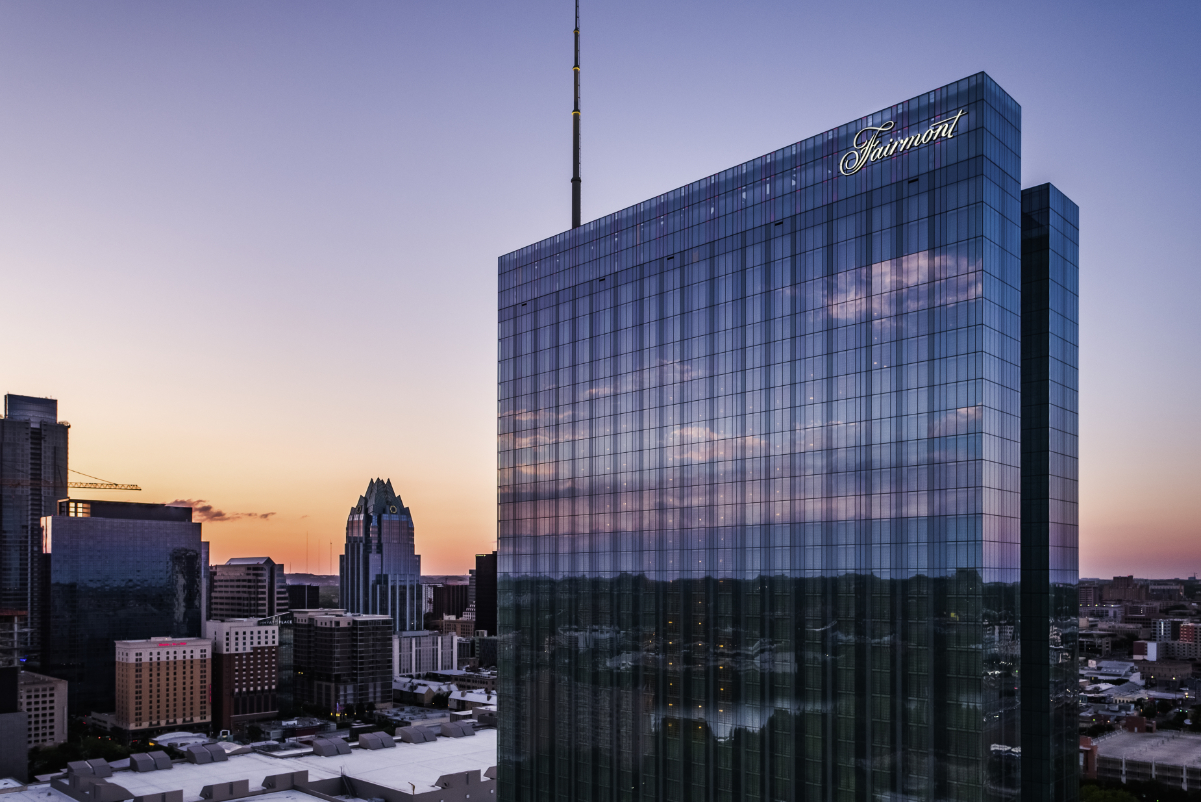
(571, 0), (581, 229)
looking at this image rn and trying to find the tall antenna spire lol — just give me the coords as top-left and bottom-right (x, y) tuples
(571, 0), (581, 229)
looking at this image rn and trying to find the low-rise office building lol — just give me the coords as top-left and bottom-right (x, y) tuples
(114, 637), (210, 735)
(18, 670), (67, 747)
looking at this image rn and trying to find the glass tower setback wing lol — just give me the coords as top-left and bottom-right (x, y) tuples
(1020, 183), (1080, 802)
(498, 72), (1024, 802)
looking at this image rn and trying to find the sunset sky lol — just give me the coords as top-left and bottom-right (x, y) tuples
(1, 1), (1198, 577)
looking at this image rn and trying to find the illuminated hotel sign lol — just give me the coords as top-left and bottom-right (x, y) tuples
(156, 641), (187, 647)
(839, 109), (966, 177)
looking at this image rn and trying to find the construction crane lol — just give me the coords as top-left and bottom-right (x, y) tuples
(67, 469), (140, 492)
(0, 470), (141, 492)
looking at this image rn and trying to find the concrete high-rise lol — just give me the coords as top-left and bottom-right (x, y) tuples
(291, 610), (392, 715)
(204, 619), (279, 733)
(498, 73), (1078, 802)
(394, 630), (460, 676)
(340, 479), (422, 632)
(0, 394), (68, 661)
(210, 557), (289, 619)
(42, 499), (204, 715)
(114, 637), (210, 736)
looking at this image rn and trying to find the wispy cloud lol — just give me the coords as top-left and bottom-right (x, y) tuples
(167, 499), (275, 523)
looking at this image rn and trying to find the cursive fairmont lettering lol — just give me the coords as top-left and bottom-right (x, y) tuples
(839, 109), (967, 177)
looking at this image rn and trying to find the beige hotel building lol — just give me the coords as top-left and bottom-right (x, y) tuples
(115, 637), (210, 733)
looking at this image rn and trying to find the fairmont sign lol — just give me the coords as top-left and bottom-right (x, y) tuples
(839, 109), (966, 177)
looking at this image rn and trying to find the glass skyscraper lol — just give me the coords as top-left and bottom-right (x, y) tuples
(340, 478), (422, 632)
(0, 394), (68, 663)
(42, 499), (204, 715)
(497, 73), (1078, 802)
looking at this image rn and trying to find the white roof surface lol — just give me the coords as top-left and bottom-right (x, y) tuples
(3, 729), (497, 802)
(1097, 731), (1201, 766)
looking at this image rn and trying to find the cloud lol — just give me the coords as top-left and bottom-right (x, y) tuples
(167, 499), (276, 523)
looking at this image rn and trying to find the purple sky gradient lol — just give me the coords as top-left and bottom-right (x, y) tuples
(0, 1), (1197, 576)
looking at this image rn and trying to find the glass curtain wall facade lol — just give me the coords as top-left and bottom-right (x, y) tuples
(498, 72), (1075, 802)
(0, 394), (69, 663)
(1020, 184), (1080, 802)
(42, 502), (203, 715)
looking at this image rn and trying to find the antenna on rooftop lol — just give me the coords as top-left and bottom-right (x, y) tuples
(571, 0), (581, 229)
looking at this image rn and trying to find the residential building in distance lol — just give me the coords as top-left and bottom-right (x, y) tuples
(210, 557), (288, 619)
(1078, 581), (1102, 607)
(292, 610), (391, 714)
(1154, 619), (1183, 641)
(42, 499), (204, 714)
(435, 617), (476, 639)
(18, 669), (66, 748)
(498, 73), (1079, 801)
(114, 637), (210, 736)
(0, 394), (69, 662)
(340, 479), (422, 632)
(286, 584), (320, 610)
(1105, 575), (1147, 602)
(1148, 581), (1185, 601)
(394, 630), (460, 676)
(473, 551), (497, 637)
(204, 619), (279, 734)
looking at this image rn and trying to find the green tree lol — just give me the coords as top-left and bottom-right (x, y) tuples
(1080, 783), (1138, 802)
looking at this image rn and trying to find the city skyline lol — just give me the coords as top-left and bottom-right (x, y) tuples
(2, 1), (1199, 577)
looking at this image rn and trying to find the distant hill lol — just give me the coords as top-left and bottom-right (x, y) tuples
(422, 575), (469, 585)
(286, 573), (339, 587)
